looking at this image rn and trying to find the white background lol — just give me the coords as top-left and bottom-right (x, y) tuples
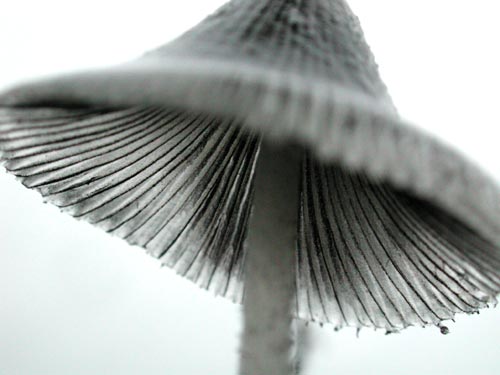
(0, 1), (499, 374)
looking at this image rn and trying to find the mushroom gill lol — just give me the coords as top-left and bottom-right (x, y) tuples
(0, 105), (498, 331)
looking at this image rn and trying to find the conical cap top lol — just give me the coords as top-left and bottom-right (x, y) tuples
(1, 0), (395, 147)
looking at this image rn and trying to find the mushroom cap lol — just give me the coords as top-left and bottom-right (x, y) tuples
(0, 0), (499, 330)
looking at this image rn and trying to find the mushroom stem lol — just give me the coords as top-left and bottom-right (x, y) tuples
(292, 321), (312, 374)
(240, 141), (301, 375)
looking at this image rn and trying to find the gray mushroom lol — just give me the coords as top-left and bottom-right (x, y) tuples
(1, 0), (499, 374)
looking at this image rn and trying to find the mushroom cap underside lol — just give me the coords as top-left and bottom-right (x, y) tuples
(0, 103), (499, 332)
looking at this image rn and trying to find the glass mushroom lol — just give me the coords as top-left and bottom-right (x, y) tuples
(0, 0), (499, 374)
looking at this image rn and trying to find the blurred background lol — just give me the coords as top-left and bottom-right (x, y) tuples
(0, 1), (499, 374)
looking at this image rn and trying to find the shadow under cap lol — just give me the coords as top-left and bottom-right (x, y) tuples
(0, 0), (499, 331)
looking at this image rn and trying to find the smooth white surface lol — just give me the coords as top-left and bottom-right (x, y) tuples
(0, 1), (499, 374)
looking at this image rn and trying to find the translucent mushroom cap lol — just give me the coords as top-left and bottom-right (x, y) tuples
(1, 0), (499, 331)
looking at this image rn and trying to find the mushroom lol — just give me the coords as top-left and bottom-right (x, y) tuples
(0, 0), (499, 374)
